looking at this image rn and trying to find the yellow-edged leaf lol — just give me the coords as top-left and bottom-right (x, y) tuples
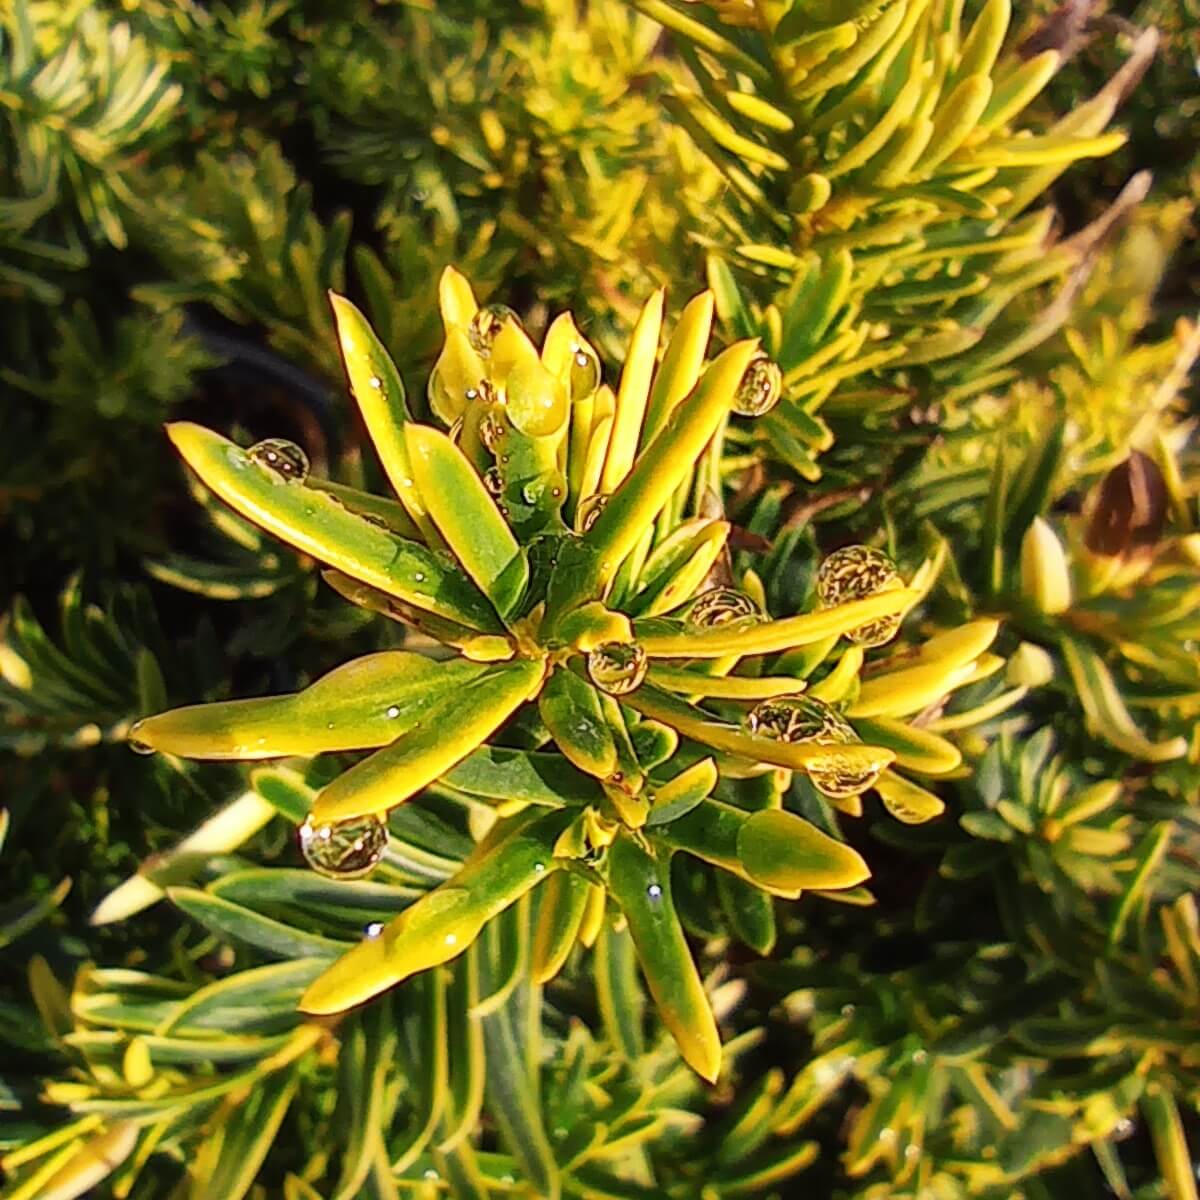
(642, 290), (715, 446)
(405, 425), (528, 619)
(873, 770), (946, 824)
(624, 685), (894, 777)
(581, 340), (761, 599)
(851, 716), (962, 775)
(311, 660), (545, 823)
(607, 833), (721, 1082)
(737, 809), (870, 891)
(848, 659), (979, 719)
(329, 293), (437, 543)
(637, 590), (918, 658)
(300, 811), (568, 1013)
(601, 289), (665, 492)
(538, 667), (618, 780)
(165, 423), (502, 633)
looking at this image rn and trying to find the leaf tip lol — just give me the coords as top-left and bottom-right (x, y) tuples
(299, 938), (392, 1015)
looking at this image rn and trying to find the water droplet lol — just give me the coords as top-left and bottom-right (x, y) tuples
(904, 1141), (919, 1160)
(483, 467), (505, 497)
(522, 482), (540, 505)
(326, 721), (335, 730)
(878, 1128), (897, 1145)
(128, 731), (155, 756)
(468, 303), (519, 357)
(647, 883), (662, 899)
(422, 1167), (440, 1181)
(841, 1003), (855, 1017)
(912, 1049), (927, 1064)
(247, 438), (309, 482)
(386, 705), (400, 719)
(683, 587), (763, 629)
(414, 572), (425, 583)
(298, 813), (387, 879)
(805, 746), (884, 798)
(1115, 1117), (1134, 1139)
(816, 545), (904, 647)
(364, 921), (384, 939)
(732, 354), (783, 418)
(445, 933), (457, 946)
(534, 861), (546, 873)
(745, 695), (881, 798)
(576, 492), (608, 533)
(586, 641), (648, 696)
(746, 693), (851, 742)
(368, 375), (383, 390)
(569, 341), (601, 398)
(479, 409), (508, 454)
(428, 362), (472, 417)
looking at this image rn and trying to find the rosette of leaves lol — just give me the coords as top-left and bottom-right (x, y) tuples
(130, 141), (355, 379)
(0, 577), (171, 756)
(301, 0), (716, 332)
(5, 763), (824, 1200)
(1029, 202), (1199, 467)
(128, 270), (1001, 1082)
(757, 932), (1161, 1199)
(892, 199), (1198, 525)
(742, 722), (1199, 1200)
(982, 429), (1196, 768)
(949, 728), (1137, 906)
(630, 0), (1156, 480)
(0, 0), (182, 259)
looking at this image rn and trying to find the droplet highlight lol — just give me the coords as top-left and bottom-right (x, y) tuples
(586, 641), (648, 696)
(732, 354), (783, 418)
(298, 813), (387, 879)
(569, 340), (601, 398)
(247, 439), (309, 482)
(816, 545), (905, 647)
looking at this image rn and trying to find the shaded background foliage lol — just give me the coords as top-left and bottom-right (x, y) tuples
(1, 0), (1198, 1197)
